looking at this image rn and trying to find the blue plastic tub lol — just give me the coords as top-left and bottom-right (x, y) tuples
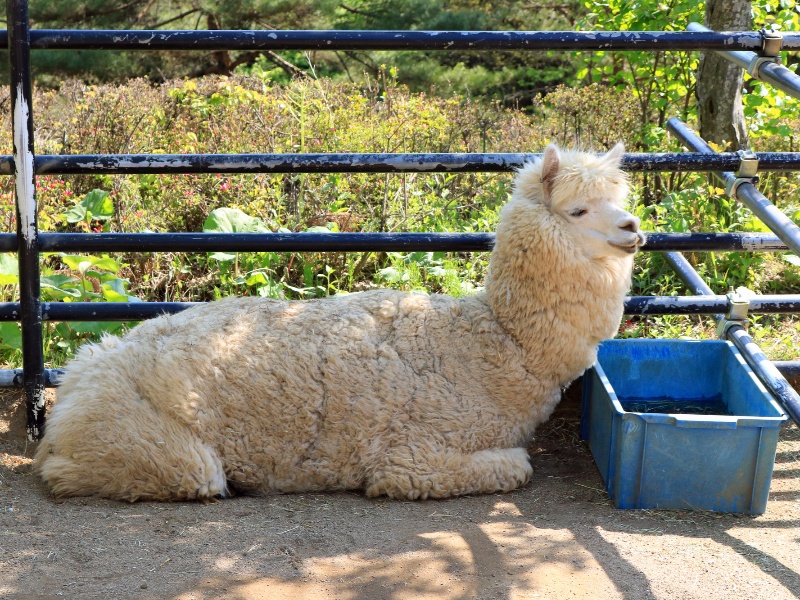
(580, 339), (787, 514)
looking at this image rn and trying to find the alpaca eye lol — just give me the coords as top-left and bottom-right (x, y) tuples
(569, 208), (588, 217)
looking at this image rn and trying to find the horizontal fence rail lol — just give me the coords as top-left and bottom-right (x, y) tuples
(0, 295), (798, 323)
(7, 30), (800, 52)
(0, 231), (782, 254)
(3, 152), (800, 175)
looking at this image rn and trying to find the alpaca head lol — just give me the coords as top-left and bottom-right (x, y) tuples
(510, 143), (644, 261)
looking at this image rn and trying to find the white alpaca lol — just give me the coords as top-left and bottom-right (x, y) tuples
(35, 143), (643, 502)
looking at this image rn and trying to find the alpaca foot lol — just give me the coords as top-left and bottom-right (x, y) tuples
(365, 446), (532, 500)
(469, 447), (533, 494)
(188, 444), (229, 500)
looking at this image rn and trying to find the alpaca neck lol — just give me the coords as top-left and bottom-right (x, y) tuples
(484, 232), (633, 386)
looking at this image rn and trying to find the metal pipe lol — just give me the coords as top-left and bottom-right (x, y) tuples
(775, 361), (800, 390)
(688, 23), (800, 99)
(4, 151), (800, 176)
(0, 295), (793, 322)
(0, 230), (786, 254)
(38, 232), (498, 253)
(663, 251), (715, 294)
(667, 118), (800, 256)
(642, 232), (787, 252)
(624, 295), (800, 314)
(22, 29), (795, 52)
(727, 325), (800, 425)
(0, 367), (61, 388)
(775, 361), (800, 379)
(23, 231), (788, 254)
(8, 0), (45, 441)
(664, 251), (800, 426)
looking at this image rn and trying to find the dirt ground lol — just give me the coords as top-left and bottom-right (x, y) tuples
(0, 384), (798, 600)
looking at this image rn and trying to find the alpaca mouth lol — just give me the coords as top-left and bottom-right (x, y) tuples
(608, 242), (638, 254)
(608, 233), (645, 254)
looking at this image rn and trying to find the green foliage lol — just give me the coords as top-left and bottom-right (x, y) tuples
(0, 1), (799, 366)
(203, 207), (271, 234)
(63, 189), (115, 231)
(577, 0), (704, 137)
(377, 251), (477, 296)
(19, 0), (582, 108)
(0, 251), (136, 365)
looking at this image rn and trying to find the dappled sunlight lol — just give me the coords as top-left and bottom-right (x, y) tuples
(478, 521), (619, 599)
(2, 398), (800, 599)
(593, 525), (800, 599)
(170, 520), (623, 600)
(303, 531), (477, 599)
(489, 500), (523, 517)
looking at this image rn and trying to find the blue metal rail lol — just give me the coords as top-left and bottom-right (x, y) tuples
(3, 9), (800, 436)
(7, 152), (800, 175)
(18, 29), (800, 51)
(0, 231), (788, 253)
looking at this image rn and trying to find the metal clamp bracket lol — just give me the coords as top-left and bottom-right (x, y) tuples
(717, 289), (750, 339)
(726, 150), (760, 197)
(761, 28), (784, 57)
(749, 31), (783, 78)
(748, 54), (783, 79)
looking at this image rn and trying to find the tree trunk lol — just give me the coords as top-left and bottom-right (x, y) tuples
(696, 0), (752, 150)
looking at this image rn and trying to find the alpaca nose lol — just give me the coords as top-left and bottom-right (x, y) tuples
(618, 214), (640, 233)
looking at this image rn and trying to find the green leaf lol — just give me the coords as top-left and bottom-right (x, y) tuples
(209, 251), (237, 262)
(59, 255), (120, 273)
(0, 254), (18, 276)
(377, 266), (408, 283)
(0, 254), (18, 286)
(304, 225), (333, 233)
(101, 279), (138, 302)
(65, 189), (114, 223)
(0, 322), (21, 350)
(41, 273), (83, 300)
(90, 257), (121, 272)
(245, 272), (269, 286)
(41, 274), (79, 289)
(203, 207), (269, 233)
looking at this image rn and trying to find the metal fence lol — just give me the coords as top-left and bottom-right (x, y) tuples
(5, 0), (800, 439)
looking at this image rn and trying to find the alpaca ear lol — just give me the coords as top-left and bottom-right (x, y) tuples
(540, 144), (560, 206)
(605, 142), (625, 164)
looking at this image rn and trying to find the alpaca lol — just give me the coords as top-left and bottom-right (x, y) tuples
(35, 143), (643, 502)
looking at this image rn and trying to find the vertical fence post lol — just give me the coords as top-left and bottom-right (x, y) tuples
(8, 0), (45, 440)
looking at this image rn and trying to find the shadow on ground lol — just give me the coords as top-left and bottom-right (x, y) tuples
(0, 384), (798, 599)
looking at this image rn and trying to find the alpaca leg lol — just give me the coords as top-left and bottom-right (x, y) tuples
(37, 438), (227, 502)
(36, 395), (228, 502)
(365, 446), (532, 500)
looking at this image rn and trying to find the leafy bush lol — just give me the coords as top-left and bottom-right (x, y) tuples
(0, 69), (796, 367)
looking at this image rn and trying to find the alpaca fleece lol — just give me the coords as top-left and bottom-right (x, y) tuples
(35, 144), (641, 502)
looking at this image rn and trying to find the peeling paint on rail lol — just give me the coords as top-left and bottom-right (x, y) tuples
(0, 152), (794, 175)
(16, 29), (800, 52)
(12, 83), (35, 246)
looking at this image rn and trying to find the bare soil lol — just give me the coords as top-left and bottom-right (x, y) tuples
(0, 384), (799, 600)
